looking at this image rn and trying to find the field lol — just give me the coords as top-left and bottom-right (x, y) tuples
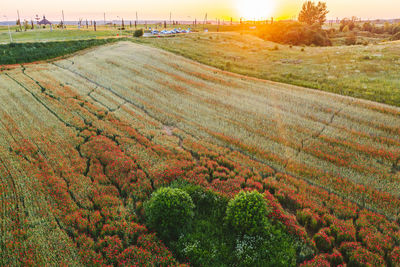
(0, 41), (399, 265)
(136, 32), (400, 107)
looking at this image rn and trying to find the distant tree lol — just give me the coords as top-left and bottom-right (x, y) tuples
(298, 1), (329, 26)
(363, 22), (373, 32)
(340, 18), (355, 32)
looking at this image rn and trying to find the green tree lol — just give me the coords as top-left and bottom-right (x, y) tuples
(225, 191), (270, 235)
(144, 187), (194, 240)
(298, 1), (329, 26)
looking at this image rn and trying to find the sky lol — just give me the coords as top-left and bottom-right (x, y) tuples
(1, 0), (400, 22)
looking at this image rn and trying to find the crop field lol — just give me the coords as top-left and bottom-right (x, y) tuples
(1, 41), (400, 265)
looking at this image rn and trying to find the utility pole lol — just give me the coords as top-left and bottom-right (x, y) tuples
(62, 10), (65, 29)
(170, 12), (172, 25)
(136, 12), (138, 27)
(104, 12), (106, 26)
(203, 13), (207, 30)
(17, 10), (22, 31)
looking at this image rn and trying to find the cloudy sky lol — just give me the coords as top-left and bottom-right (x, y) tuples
(2, 0), (399, 22)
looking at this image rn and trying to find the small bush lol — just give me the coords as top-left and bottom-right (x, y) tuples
(327, 249), (344, 266)
(133, 29), (144, 37)
(389, 247), (400, 267)
(225, 191), (270, 235)
(339, 242), (362, 262)
(392, 32), (400, 41)
(144, 187), (194, 240)
(345, 32), (357, 45)
(348, 247), (385, 267)
(313, 228), (334, 253)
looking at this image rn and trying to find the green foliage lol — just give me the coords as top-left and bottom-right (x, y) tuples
(225, 191), (270, 235)
(234, 227), (296, 267)
(133, 29), (144, 37)
(170, 180), (228, 216)
(144, 187), (194, 240)
(149, 184), (297, 266)
(0, 39), (118, 65)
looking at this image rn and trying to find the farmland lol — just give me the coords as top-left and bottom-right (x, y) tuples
(1, 41), (400, 266)
(136, 32), (400, 107)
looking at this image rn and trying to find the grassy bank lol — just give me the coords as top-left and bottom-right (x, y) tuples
(133, 32), (400, 107)
(0, 38), (119, 65)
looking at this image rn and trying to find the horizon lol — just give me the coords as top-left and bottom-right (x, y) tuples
(2, 0), (400, 23)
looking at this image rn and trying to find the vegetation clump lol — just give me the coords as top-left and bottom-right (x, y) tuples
(133, 29), (144, 37)
(144, 183), (297, 266)
(257, 22), (332, 46)
(144, 187), (194, 240)
(225, 191), (270, 235)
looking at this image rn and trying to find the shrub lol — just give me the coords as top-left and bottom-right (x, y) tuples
(234, 232), (296, 267)
(348, 247), (385, 267)
(225, 191), (270, 235)
(389, 247), (400, 267)
(339, 242), (362, 262)
(313, 228), (334, 253)
(144, 187), (194, 240)
(392, 32), (400, 41)
(329, 219), (356, 245)
(345, 32), (357, 45)
(300, 254), (330, 266)
(297, 208), (322, 232)
(327, 249), (344, 266)
(256, 21), (331, 46)
(133, 29), (144, 37)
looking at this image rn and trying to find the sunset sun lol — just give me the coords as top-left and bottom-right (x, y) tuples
(236, 0), (275, 19)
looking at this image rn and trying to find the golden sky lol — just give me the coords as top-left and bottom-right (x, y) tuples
(2, 0), (399, 21)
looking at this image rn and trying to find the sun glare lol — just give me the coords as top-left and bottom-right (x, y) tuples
(236, 0), (275, 20)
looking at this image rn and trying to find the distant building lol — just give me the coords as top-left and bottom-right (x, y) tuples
(38, 16), (52, 25)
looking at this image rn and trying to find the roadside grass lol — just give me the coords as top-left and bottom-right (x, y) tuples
(132, 32), (400, 107)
